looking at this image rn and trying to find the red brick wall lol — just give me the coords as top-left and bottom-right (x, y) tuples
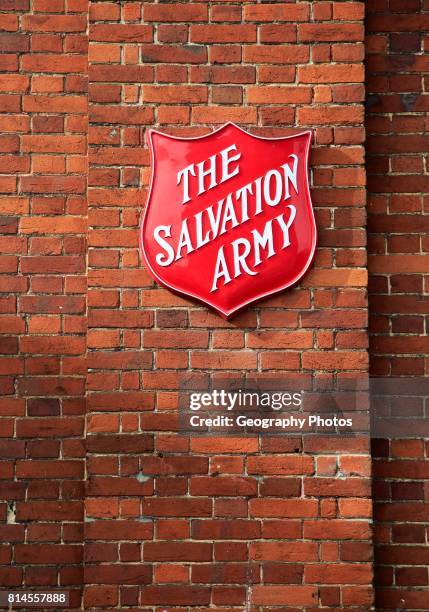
(3, 0), (427, 609)
(366, 0), (429, 609)
(0, 0), (87, 608)
(88, 2), (371, 609)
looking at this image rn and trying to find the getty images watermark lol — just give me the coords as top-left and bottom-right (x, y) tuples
(178, 378), (364, 436)
(188, 389), (353, 432)
(178, 377), (429, 437)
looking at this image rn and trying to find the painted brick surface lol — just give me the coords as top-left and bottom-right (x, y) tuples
(366, 0), (429, 609)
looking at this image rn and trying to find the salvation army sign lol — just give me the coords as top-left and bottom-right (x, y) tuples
(140, 123), (316, 318)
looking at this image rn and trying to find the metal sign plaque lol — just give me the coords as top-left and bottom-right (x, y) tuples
(140, 123), (316, 318)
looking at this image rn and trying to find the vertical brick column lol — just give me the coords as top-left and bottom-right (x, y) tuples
(87, 2), (372, 610)
(0, 1), (87, 608)
(366, 0), (429, 609)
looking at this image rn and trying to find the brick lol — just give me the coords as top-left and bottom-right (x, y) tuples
(250, 541), (318, 561)
(84, 587), (117, 608)
(248, 456), (314, 475)
(301, 310), (367, 328)
(260, 477), (301, 497)
(305, 563), (372, 584)
(20, 336), (85, 355)
(20, 174), (86, 194)
(247, 86), (312, 104)
(23, 96), (87, 113)
(0, 74), (28, 93)
(22, 15), (86, 32)
(192, 520), (260, 540)
(304, 520), (371, 539)
(250, 499), (318, 518)
(144, 542), (211, 562)
(89, 269), (153, 288)
(191, 350), (257, 369)
(247, 331), (313, 349)
(0, 14), (18, 30)
(17, 418), (82, 438)
(90, 105), (153, 125)
(191, 25), (256, 43)
(89, 2), (120, 21)
(211, 5), (241, 22)
(258, 66), (296, 83)
(192, 563), (256, 584)
(333, 2), (365, 21)
(144, 330), (208, 349)
(89, 65), (153, 83)
(0, 33), (29, 52)
(191, 437), (258, 454)
(143, 498), (212, 517)
(369, 254), (429, 274)
(244, 4), (310, 22)
(15, 544), (81, 564)
(22, 54), (87, 73)
(0, 0), (29, 7)
(143, 85), (207, 104)
(305, 477), (371, 497)
(144, 4), (208, 22)
(16, 460), (83, 479)
(87, 434), (153, 454)
(155, 564), (188, 583)
(140, 586), (210, 605)
(190, 476), (257, 496)
(140, 44), (207, 65)
(298, 105), (364, 125)
(199, 107), (254, 129)
(192, 65), (255, 84)
(89, 24), (153, 42)
(299, 23), (364, 42)
(299, 64), (365, 83)
(86, 521), (152, 541)
(19, 296), (84, 314)
(85, 564), (151, 585)
(259, 24), (296, 43)
(0, 55), (18, 71)
(21, 255), (84, 274)
(251, 586), (316, 606)
(243, 45), (309, 64)
(21, 135), (85, 154)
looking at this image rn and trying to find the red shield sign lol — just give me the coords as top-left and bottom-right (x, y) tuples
(140, 123), (316, 318)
